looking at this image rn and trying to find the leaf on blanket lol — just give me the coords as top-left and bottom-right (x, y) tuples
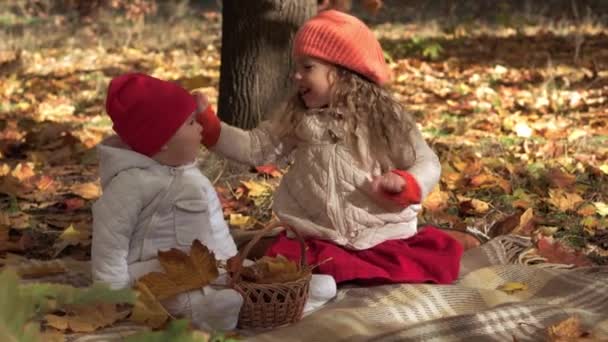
(138, 240), (219, 300)
(130, 281), (170, 329)
(241, 255), (305, 284)
(536, 236), (592, 267)
(546, 316), (595, 341)
(497, 281), (527, 294)
(44, 303), (130, 333)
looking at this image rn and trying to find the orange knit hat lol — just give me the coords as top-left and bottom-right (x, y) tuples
(293, 10), (391, 85)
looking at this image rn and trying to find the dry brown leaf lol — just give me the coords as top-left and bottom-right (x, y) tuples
(130, 281), (170, 329)
(241, 255), (304, 284)
(44, 304), (130, 333)
(138, 240), (219, 300)
(511, 208), (536, 236)
(546, 316), (595, 341)
(11, 162), (36, 181)
(577, 204), (597, 216)
(547, 189), (584, 212)
(547, 168), (576, 189)
(70, 182), (101, 200)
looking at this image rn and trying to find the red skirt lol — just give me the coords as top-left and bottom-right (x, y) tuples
(265, 225), (463, 285)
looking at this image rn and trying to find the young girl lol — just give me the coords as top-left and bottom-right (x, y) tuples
(197, 10), (463, 286)
(91, 73), (243, 330)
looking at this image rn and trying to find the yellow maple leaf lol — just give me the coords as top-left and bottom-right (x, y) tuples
(138, 240), (219, 300)
(130, 281), (170, 329)
(599, 164), (608, 175)
(240, 180), (272, 198)
(229, 213), (255, 229)
(44, 304), (129, 333)
(497, 281), (528, 294)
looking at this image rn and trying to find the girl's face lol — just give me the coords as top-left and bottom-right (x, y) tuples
(293, 56), (335, 109)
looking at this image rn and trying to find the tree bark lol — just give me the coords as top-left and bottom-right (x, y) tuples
(219, 0), (316, 129)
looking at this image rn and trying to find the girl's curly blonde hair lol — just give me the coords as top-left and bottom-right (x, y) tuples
(272, 66), (417, 172)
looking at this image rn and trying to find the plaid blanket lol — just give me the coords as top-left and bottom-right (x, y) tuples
(39, 235), (608, 341)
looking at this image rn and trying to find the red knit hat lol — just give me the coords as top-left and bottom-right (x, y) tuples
(105, 73), (196, 156)
(293, 10), (391, 85)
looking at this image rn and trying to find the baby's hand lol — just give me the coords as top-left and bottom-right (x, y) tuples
(371, 172), (405, 194)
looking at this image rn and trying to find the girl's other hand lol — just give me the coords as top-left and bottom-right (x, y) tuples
(371, 172), (405, 194)
(368, 172), (405, 211)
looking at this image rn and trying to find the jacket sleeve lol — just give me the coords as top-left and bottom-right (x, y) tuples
(393, 126), (441, 201)
(211, 121), (296, 166)
(91, 172), (143, 289)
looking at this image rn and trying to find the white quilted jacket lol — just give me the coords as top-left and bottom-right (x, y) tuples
(212, 113), (441, 250)
(91, 136), (237, 289)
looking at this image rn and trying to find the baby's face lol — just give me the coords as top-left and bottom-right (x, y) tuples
(293, 56), (335, 109)
(162, 112), (202, 165)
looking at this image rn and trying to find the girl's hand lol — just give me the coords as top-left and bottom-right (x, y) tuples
(369, 172), (405, 211)
(193, 91), (210, 113)
(371, 172), (405, 194)
(192, 92), (221, 147)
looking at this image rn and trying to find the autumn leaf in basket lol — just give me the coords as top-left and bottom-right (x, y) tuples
(241, 255), (305, 284)
(137, 240), (219, 300)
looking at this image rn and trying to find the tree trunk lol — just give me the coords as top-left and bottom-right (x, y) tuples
(219, 0), (316, 129)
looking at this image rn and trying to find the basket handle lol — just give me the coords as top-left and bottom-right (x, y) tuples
(230, 221), (307, 284)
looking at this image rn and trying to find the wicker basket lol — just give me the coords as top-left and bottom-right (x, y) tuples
(231, 222), (312, 329)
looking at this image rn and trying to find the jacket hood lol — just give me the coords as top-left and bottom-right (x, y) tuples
(96, 135), (157, 189)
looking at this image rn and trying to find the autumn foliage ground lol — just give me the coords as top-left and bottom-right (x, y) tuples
(0, 0), (607, 339)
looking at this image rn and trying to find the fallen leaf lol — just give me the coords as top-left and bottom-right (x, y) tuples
(11, 162), (36, 181)
(255, 164), (282, 178)
(229, 213), (255, 229)
(594, 202), (608, 217)
(138, 240), (219, 300)
(536, 236), (592, 267)
(546, 316), (591, 341)
(577, 204), (598, 216)
(240, 180), (272, 198)
(457, 196), (490, 215)
(547, 168), (576, 189)
(511, 208), (536, 236)
(241, 255), (305, 284)
(44, 304), (129, 333)
(130, 281), (170, 329)
(422, 186), (450, 212)
(497, 282), (528, 294)
(70, 182), (100, 200)
(547, 189), (584, 212)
